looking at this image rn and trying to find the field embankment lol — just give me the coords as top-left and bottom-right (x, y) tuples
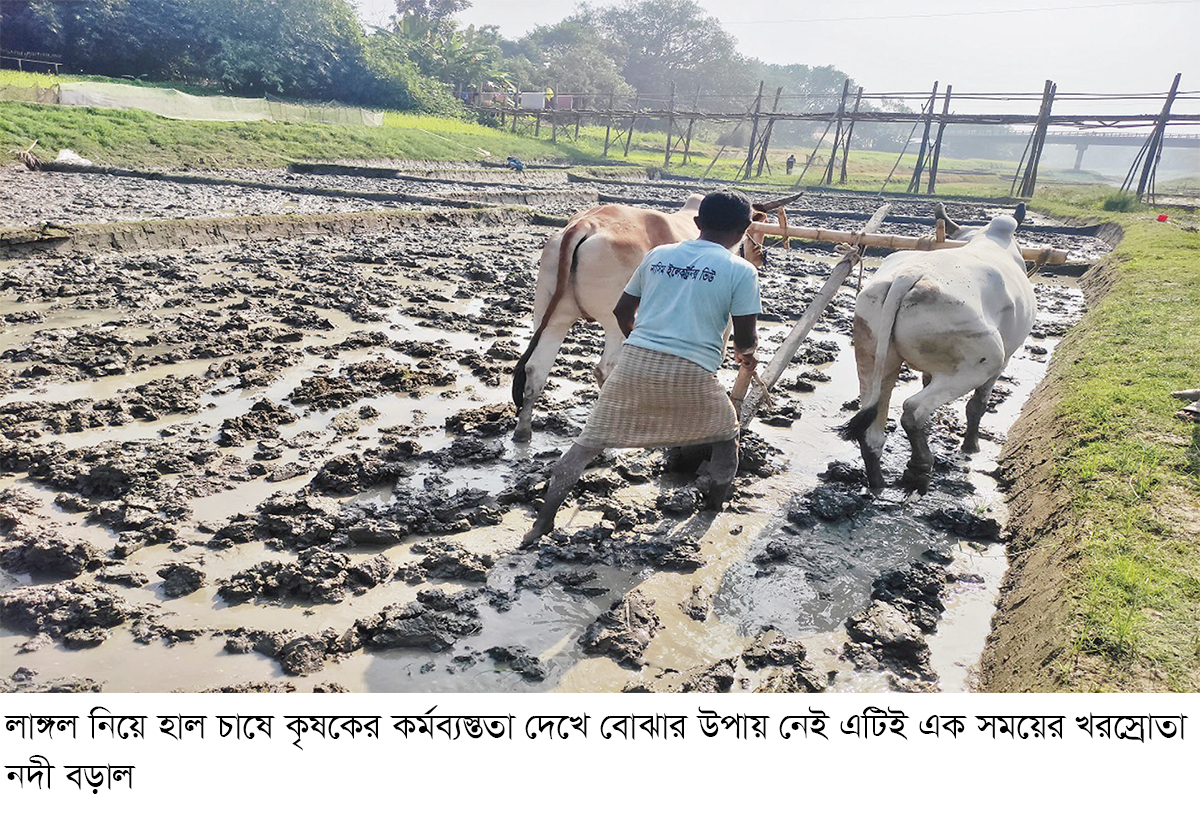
(981, 211), (1200, 692)
(0, 100), (599, 169)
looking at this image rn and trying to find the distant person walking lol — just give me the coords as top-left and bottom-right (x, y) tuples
(786, 154), (796, 175)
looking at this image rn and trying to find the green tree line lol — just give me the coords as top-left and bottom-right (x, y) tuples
(2, 0), (911, 147)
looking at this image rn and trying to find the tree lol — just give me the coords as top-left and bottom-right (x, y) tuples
(389, 2), (506, 92)
(502, 21), (632, 98)
(195, 0), (370, 97)
(2, 0), (214, 81)
(576, 0), (752, 100)
(393, 0), (470, 25)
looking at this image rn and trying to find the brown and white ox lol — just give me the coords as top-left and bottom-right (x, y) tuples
(511, 193), (793, 442)
(842, 204), (1034, 494)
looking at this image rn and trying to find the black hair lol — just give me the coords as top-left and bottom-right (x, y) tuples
(697, 190), (753, 233)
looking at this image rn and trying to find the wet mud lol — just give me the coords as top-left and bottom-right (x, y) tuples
(0, 166), (1098, 692)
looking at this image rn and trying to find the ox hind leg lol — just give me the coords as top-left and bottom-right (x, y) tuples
(962, 375), (999, 454)
(593, 318), (626, 388)
(848, 342), (904, 494)
(513, 314), (576, 443)
(899, 372), (996, 494)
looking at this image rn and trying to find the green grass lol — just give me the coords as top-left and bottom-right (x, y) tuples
(1028, 206), (1200, 689)
(0, 100), (606, 168)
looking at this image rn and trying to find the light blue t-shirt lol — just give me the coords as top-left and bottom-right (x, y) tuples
(623, 239), (761, 372)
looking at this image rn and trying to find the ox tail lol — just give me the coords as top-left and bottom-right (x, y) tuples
(838, 270), (924, 443)
(511, 224), (591, 409)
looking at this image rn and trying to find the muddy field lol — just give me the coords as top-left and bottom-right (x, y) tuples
(0, 166), (1108, 693)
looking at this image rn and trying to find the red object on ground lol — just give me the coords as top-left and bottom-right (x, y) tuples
(1157, 214), (1169, 222)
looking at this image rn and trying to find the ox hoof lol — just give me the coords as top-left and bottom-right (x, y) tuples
(696, 478), (733, 511)
(961, 439), (980, 455)
(899, 468), (931, 496)
(512, 428), (532, 444)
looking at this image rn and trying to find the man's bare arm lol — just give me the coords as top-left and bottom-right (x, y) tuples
(614, 292), (640, 337)
(732, 313), (758, 369)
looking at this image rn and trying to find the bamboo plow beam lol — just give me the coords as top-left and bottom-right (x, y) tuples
(746, 221), (1069, 265)
(733, 204), (892, 422)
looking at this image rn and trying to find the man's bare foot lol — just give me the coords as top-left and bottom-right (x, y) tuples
(522, 518), (553, 545)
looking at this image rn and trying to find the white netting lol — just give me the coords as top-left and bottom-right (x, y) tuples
(1, 81), (383, 126)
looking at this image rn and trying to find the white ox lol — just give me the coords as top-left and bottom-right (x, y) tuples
(511, 194), (788, 442)
(842, 204), (1034, 494)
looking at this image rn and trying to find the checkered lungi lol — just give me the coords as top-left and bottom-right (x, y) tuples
(575, 344), (738, 449)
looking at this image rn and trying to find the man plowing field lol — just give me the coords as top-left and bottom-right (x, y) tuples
(523, 190), (761, 543)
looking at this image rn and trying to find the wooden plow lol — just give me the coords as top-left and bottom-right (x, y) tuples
(745, 221), (1070, 265)
(731, 203), (892, 423)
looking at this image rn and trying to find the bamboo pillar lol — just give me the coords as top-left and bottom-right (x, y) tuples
(683, 86), (700, 165)
(743, 82), (764, 180)
(755, 86), (784, 177)
(907, 81), (939, 193)
(664, 82), (676, 167)
(603, 92), (614, 156)
(926, 84), (952, 194)
(1136, 72), (1182, 200)
(824, 79), (850, 185)
(624, 95), (639, 157)
(1018, 80), (1056, 198)
(839, 87), (863, 184)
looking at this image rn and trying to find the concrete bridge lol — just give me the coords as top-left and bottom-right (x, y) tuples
(947, 130), (1200, 169)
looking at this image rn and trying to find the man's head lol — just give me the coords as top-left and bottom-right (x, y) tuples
(695, 190), (753, 248)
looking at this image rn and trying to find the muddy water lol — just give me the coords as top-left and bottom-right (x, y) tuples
(0, 196), (1091, 694)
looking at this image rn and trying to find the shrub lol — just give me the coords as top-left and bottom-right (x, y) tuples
(1102, 191), (1143, 212)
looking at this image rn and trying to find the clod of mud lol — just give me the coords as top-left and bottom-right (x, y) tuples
(818, 460), (868, 486)
(199, 682), (299, 693)
(679, 585), (711, 621)
(355, 587), (482, 652)
(157, 563), (206, 598)
(580, 589), (661, 669)
(922, 508), (1002, 541)
(741, 627), (809, 670)
(223, 626), (358, 676)
(0, 581), (132, 644)
(310, 449), (416, 495)
(1, 529), (103, 578)
(535, 525), (705, 572)
(1, 667), (104, 693)
(841, 555), (950, 685)
(626, 658), (736, 692)
(95, 568), (150, 587)
(486, 645), (547, 682)
(806, 485), (871, 522)
(553, 569), (608, 597)
(399, 539), (495, 583)
(218, 399), (298, 447)
(446, 404), (516, 437)
(218, 547), (395, 605)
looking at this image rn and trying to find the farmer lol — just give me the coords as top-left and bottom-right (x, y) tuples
(524, 190), (760, 543)
(786, 154), (796, 174)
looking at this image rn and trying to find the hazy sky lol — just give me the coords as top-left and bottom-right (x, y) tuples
(353, 0), (1199, 118)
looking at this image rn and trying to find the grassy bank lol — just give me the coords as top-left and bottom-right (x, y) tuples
(1, 79), (1047, 196)
(984, 201), (1200, 692)
(0, 100), (602, 169)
